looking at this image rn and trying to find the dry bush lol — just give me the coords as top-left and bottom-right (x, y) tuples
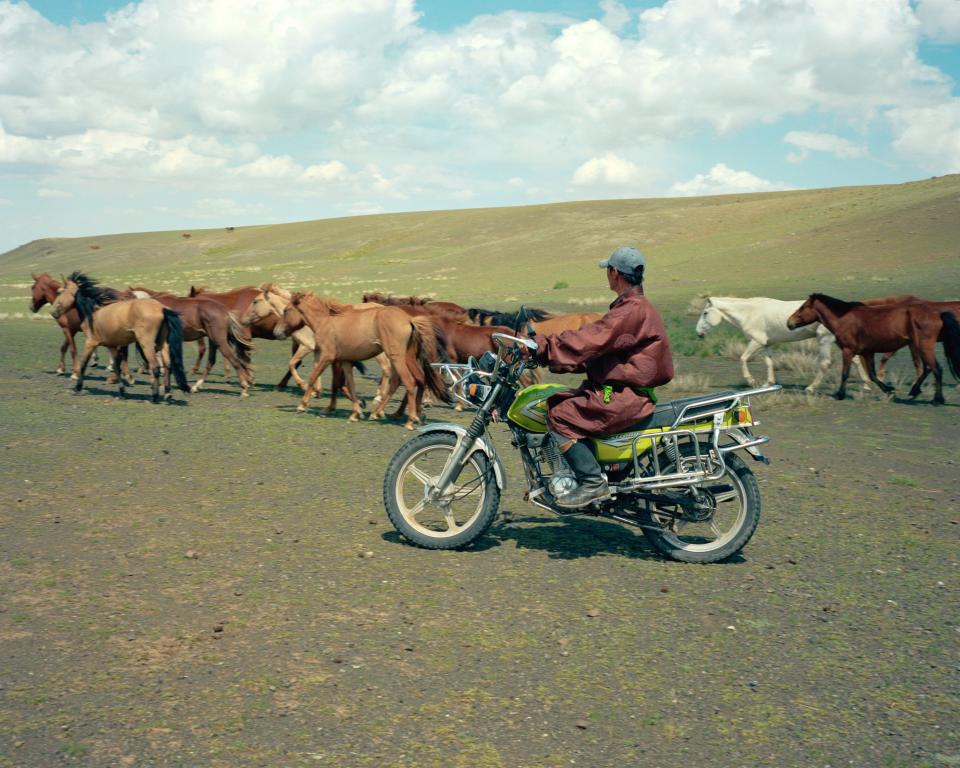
(663, 372), (712, 393)
(722, 338), (747, 359)
(686, 294), (708, 316)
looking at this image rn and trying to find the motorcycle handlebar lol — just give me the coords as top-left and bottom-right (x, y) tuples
(491, 332), (538, 352)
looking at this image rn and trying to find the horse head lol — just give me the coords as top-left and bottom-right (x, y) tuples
(29, 272), (57, 312)
(786, 295), (819, 330)
(695, 297), (721, 337)
(49, 277), (79, 319)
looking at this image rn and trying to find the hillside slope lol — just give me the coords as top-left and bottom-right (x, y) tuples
(3, 175), (958, 309)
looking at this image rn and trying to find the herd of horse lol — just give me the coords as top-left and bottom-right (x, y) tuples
(29, 271), (600, 426)
(697, 293), (960, 403)
(28, 272), (960, 421)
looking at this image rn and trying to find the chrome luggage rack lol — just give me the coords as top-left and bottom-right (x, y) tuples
(622, 385), (780, 491)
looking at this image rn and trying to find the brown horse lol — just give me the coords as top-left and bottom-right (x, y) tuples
(49, 272), (190, 401)
(362, 292), (467, 318)
(130, 287), (254, 396)
(29, 272), (104, 377)
(242, 286), (380, 399)
(787, 293), (960, 403)
(278, 292), (449, 427)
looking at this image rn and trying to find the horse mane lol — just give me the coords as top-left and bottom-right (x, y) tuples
(291, 291), (343, 315)
(466, 306), (551, 326)
(67, 271), (120, 322)
(189, 285), (207, 296)
(809, 293), (864, 315)
(260, 282), (292, 300)
(362, 292), (430, 306)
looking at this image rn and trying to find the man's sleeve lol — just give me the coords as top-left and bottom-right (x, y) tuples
(537, 303), (639, 373)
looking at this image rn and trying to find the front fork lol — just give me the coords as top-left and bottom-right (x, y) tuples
(431, 386), (499, 498)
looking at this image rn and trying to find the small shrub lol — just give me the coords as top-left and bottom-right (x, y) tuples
(553, 281), (568, 290)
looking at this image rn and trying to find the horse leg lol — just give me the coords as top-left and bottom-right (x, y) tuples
(282, 343), (311, 394)
(212, 329), (250, 398)
(341, 365), (365, 422)
(188, 338), (204, 374)
(835, 349), (854, 400)
(298, 356), (332, 413)
(121, 346), (136, 386)
(739, 340), (763, 387)
(111, 348), (126, 398)
(395, 363), (421, 430)
(191, 336), (210, 393)
(863, 354), (895, 395)
(369, 371), (401, 421)
(73, 339), (98, 394)
(372, 352), (391, 404)
(59, 327), (74, 376)
(806, 337), (833, 393)
(908, 339), (941, 403)
(761, 346), (775, 386)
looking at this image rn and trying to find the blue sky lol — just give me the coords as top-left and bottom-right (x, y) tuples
(1, 0), (958, 253)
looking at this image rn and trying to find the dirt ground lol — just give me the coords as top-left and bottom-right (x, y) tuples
(1, 320), (958, 768)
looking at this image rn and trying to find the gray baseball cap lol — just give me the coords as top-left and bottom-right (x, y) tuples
(599, 245), (646, 276)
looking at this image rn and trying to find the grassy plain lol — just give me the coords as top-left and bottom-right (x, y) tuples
(1, 177), (959, 766)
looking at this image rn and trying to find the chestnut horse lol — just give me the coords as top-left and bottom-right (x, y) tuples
(787, 294), (960, 403)
(278, 292), (450, 427)
(129, 287), (254, 396)
(49, 272), (190, 401)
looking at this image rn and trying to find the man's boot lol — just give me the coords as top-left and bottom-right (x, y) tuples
(554, 440), (609, 509)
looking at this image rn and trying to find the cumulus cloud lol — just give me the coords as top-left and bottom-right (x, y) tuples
(0, 0), (957, 239)
(784, 131), (868, 162)
(572, 153), (640, 186)
(669, 164), (790, 197)
(36, 188), (72, 198)
(915, 0), (960, 42)
(887, 99), (960, 173)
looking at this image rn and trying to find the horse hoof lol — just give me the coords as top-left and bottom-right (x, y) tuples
(70, 374), (79, 381)
(241, 391), (249, 398)
(405, 422), (415, 430)
(296, 405), (307, 413)
(190, 384), (201, 393)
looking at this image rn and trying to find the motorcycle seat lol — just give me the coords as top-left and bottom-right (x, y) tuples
(627, 390), (740, 431)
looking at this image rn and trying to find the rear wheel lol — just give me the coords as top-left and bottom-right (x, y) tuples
(384, 432), (500, 549)
(639, 449), (760, 563)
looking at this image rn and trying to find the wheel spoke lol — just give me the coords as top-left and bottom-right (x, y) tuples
(406, 463), (433, 487)
(406, 499), (426, 519)
(442, 507), (459, 532)
(712, 489), (739, 504)
(710, 521), (723, 539)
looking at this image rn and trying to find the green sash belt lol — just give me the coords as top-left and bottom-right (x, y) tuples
(601, 384), (657, 404)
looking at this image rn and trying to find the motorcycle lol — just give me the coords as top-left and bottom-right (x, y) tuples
(383, 332), (780, 563)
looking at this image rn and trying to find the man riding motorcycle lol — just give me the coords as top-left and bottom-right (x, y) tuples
(533, 246), (674, 508)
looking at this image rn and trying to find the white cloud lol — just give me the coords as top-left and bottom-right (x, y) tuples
(915, 0), (960, 42)
(784, 131), (868, 162)
(887, 99), (960, 173)
(302, 160), (350, 183)
(669, 163), (790, 197)
(36, 188), (72, 198)
(572, 153), (640, 186)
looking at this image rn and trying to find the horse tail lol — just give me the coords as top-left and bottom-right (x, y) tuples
(409, 317), (452, 403)
(227, 311), (254, 368)
(940, 311), (960, 381)
(161, 308), (191, 392)
(352, 361), (368, 376)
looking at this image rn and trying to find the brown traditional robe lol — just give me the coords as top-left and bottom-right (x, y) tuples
(535, 286), (674, 439)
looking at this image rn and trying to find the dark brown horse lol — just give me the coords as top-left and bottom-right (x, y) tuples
(130, 287), (254, 396)
(787, 294), (960, 403)
(362, 292), (467, 318)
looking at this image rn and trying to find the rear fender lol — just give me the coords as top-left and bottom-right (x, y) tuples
(417, 423), (506, 490)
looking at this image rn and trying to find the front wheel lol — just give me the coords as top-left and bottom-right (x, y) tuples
(639, 450), (761, 563)
(384, 432), (501, 549)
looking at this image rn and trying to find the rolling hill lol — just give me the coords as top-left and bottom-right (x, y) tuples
(2, 174), (958, 312)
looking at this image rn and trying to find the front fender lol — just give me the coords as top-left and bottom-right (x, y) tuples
(417, 423), (506, 491)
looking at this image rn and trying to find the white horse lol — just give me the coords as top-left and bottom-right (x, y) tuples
(695, 296), (870, 393)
